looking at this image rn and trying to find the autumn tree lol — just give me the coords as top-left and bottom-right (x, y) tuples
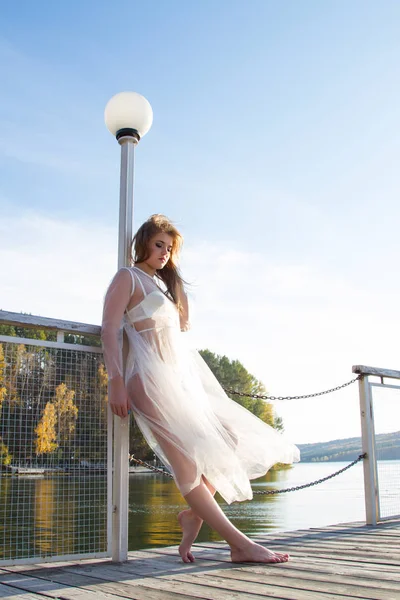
(34, 383), (78, 458)
(35, 402), (57, 455)
(0, 319), (104, 465)
(0, 344), (7, 409)
(97, 362), (109, 420)
(0, 343), (11, 465)
(53, 383), (79, 445)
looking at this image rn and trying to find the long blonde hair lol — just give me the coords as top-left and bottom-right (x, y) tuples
(131, 214), (185, 308)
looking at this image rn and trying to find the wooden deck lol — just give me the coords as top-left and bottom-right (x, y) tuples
(1, 519), (399, 600)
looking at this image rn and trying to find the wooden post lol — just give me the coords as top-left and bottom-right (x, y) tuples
(358, 375), (380, 525)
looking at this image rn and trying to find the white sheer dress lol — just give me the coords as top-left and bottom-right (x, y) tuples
(103, 266), (300, 504)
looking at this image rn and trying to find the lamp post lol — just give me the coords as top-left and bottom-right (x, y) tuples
(105, 91), (153, 562)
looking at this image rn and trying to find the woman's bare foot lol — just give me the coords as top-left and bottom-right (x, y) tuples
(231, 541), (289, 564)
(178, 509), (203, 563)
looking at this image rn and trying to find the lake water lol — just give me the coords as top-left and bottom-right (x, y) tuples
(128, 461), (371, 550)
(1, 460), (398, 560)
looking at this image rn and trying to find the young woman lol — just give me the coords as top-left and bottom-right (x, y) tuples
(101, 214), (300, 564)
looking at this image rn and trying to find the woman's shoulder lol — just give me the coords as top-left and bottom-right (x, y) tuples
(107, 267), (136, 294)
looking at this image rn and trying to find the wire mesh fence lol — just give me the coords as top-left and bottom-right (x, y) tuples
(0, 330), (111, 565)
(370, 383), (400, 520)
(1, 312), (399, 565)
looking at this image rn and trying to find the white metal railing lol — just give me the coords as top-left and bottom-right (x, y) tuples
(353, 365), (400, 525)
(0, 311), (112, 565)
(1, 309), (397, 564)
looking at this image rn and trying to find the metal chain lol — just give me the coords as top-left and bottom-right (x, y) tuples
(129, 455), (173, 477)
(253, 453), (366, 495)
(223, 375), (361, 401)
(128, 453), (367, 495)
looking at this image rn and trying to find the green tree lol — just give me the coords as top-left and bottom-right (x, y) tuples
(0, 439), (12, 466)
(0, 322), (56, 341)
(199, 349), (281, 429)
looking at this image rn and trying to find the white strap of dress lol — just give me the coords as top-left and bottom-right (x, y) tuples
(132, 268), (147, 297)
(120, 267), (136, 297)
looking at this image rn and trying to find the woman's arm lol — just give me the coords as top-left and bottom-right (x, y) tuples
(101, 269), (133, 418)
(177, 284), (190, 332)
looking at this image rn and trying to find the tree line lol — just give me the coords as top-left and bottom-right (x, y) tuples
(0, 323), (283, 467)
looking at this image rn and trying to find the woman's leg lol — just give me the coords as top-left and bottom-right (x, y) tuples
(178, 475), (215, 563)
(128, 376), (288, 564)
(183, 479), (289, 564)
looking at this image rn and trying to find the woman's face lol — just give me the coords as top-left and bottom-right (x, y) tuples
(145, 232), (174, 270)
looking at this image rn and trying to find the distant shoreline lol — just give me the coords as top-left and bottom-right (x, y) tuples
(297, 431), (400, 462)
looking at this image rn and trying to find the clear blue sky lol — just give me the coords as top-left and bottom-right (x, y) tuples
(1, 1), (400, 443)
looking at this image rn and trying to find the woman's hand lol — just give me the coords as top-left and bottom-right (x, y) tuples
(109, 376), (130, 418)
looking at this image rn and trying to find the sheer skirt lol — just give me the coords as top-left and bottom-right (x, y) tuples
(124, 323), (300, 504)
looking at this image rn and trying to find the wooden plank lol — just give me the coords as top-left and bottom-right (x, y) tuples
(257, 528), (400, 538)
(3, 566), (206, 600)
(123, 550), (400, 584)
(249, 528), (400, 543)
(2, 521), (399, 600)
(0, 310), (100, 336)
(261, 548), (400, 569)
(161, 571), (373, 600)
(263, 556), (400, 580)
(57, 561), (278, 599)
(64, 556), (227, 578)
(321, 526), (400, 537)
(352, 365), (400, 379)
(0, 582), (44, 599)
(251, 533), (400, 548)
(9, 566), (284, 600)
(189, 542), (400, 568)
(41, 559), (373, 600)
(58, 551), (400, 588)
(233, 563), (400, 588)
(0, 558), (112, 574)
(250, 537), (400, 557)
(332, 519), (399, 527)
(127, 548), (400, 581)
(258, 523), (400, 536)
(93, 572), (329, 600)
(289, 527), (400, 540)
(0, 571), (121, 600)
(190, 533), (400, 562)
(157, 544), (400, 573)
(192, 522), (400, 545)
(0, 335), (102, 353)
(200, 568), (400, 599)
(260, 537), (400, 554)
(280, 553), (399, 575)
(157, 539), (400, 566)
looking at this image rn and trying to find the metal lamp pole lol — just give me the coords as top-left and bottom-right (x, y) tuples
(117, 130), (137, 269)
(105, 92), (153, 562)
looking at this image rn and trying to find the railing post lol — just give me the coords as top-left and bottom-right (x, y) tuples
(112, 415), (130, 561)
(358, 375), (379, 525)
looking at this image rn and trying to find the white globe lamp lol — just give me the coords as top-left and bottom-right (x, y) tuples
(105, 91), (153, 143)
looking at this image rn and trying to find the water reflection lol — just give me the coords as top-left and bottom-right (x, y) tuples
(2, 462), (397, 559)
(128, 467), (292, 549)
(0, 474), (107, 560)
